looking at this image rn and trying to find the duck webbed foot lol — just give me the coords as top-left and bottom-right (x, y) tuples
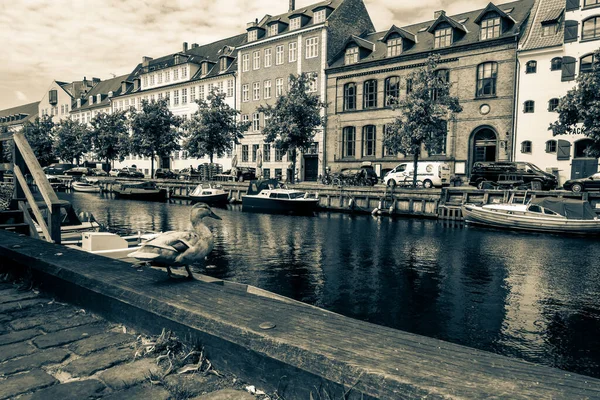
(166, 265), (194, 280)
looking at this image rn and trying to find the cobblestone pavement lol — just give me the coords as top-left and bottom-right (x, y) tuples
(0, 282), (257, 400)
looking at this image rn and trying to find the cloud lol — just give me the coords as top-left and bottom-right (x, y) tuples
(15, 91), (28, 102)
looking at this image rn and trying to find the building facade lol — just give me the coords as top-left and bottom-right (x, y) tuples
(325, 0), (535, 180)
(235, 0), (374, 181)
(0, 102), (39, 132)
(70, 74), (129, 126)
(38, 78), (99, 125)
(515, 0), (600, 185)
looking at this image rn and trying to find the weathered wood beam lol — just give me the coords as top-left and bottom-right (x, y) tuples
(13, 165), (53, 243)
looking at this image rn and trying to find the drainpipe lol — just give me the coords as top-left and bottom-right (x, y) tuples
(512, 41), (521, 162)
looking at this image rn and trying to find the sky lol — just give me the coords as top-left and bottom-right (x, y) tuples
(0, 0), (493, 111)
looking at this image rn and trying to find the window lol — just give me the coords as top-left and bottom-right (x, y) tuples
(242, 145), (249, 162)
(434, 27), (452, 48)
(174, 90), (179, 105)
(290, 17), (301, 30)
(476, 62), (498, 97)
(344, 46), (359, 65)
(582, 17), (600, 40)
(174, 69), (179, 80)
(253, 113), (260, 131)
(227, 80), (234, 97)
(306, 37), (318, 58)
(241, 114), (249, 126)
(289, 42), (297, 62)
(253, 51), (260, 70)
(276, 78), (284, 97)
(546, 140), (557, 153)
(307, 73), (318, 93)
(526, 60), (537, 74)
(150, 75), (155, 85)
(263, 169), (271, 179)
(314, 9), (326, 23)
(263, 144), (271, 162)
(406, 78), (413, 94)
(182, 88), (187, 104)
(242, 54), (249, 72)
(343, 127), (356, 157)
(248, 30), (257, 42)
(242, 84), (249, 102)
(264, 80), (272, 98)
(523, 100), (535, 113)
(521, 141), (532, 153)
(480, 16), (501, 40)
(551, 57), (562, 71)
(343, 83), (357, 111)
(362, 125), (376, 157)
(253, 82), (260, 100)
(268, 24), (278, 37)
(585, 0), (600, 6)
(384, 76), (400, 105)
(165, 71), (170, 82)
(252, 144), (259, 161)
(542, 22), (558, 37)
(276, 45), (284, 65)
(220, 57), (228, 72)
(548, 98), (559, 112)
(157, 73), (163, 84)
(264, 48), (272, 67)
(432, 69), (449, 101)
(363, 79), (377, 109)
(580, 54), (595, 73)
(387, 37), (402, 57)
(199, 85), (205, 100)
(182, 66), (188, 78)
(272, 147), (282, 162)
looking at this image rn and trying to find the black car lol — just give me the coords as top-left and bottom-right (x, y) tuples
(563, 172), (600, 192)
(64, 167), (93, 176)
(469, 161), (558, 190)
(118, 167), (145, 178)
(44, 163), (75, 176)
(235, 167), (256, 182)
(155, 168), (176, 179)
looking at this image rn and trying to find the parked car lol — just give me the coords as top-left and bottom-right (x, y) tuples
(384, 161), (450, 188)
(90, 168), (108, 176)
(469, 161), (558, 190)
(44, 163), (75, 176)
(177, 168), (201, 181)
(235, 167), (256, 182)
(64, 167), (93, 177)
(118, 167), (145, 178)
(108, 169), (121, 177)
(563, 172), (600, 192)
(155, 168), (176, 179)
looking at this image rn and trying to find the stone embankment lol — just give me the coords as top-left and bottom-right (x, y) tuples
(0, 282), (256, 400)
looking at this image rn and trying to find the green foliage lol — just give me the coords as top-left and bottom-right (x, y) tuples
(550, 49), (600, 156)
(89, 111), (130, 164)
(21, 115), (55, 166)
(258, 73), (327, 183)
(383, 54), (462, 186)
(130, 98), (182, 176)
(0, 125), (12, 163)
(54, 119), (90, 164)
(183, 91), (249, 163)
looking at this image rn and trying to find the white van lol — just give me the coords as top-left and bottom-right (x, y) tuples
(383, 162), (450, 188)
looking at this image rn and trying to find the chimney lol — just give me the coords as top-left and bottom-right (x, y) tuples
(289, 0), (295, 12)
(92, 77), (101, 86)
(192, 43), (199, 49)
(183, 42), (188, 52)
(83, 76), (88, 86)
(142, 56), (153, 67)
(434, 10), (445, 18)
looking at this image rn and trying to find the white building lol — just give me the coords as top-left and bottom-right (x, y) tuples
(515, 0), (600, 185)
(39, 78), (99, 125)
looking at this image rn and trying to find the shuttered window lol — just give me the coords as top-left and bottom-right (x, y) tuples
(564, 20), (579, 43)
(566, 0), (580, 11)
(557, 140), (571, 160)
(561, 56), (577, 81)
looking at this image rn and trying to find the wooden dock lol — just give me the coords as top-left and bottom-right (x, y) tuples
(1, 230), (600, 399)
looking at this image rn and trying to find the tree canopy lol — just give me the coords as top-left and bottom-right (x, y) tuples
(383, 54), (462, 187)
(22, 115), (55, 167)
(88, 110), (130, 165)
(54, 119), (90, 164)
(129, 98), (182, 177)
(183, 91), (249, 163)
(550, 49), (600, 157)
(258, 73), (327, 183)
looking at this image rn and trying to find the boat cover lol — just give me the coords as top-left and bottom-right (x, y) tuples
(530, 197), (597, 220)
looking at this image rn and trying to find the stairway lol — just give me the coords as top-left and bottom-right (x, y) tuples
(0, 208), (29, 235)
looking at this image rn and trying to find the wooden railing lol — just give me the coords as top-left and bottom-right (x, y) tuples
(0, 131), (61, 243)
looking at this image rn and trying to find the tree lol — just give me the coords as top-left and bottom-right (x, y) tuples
(258, 73), (327, 183)
(54, 119), (90, 165)
(21, 115), (55, 167)
(0, 125), (12, 163)
(383, 55), (462, 187)
(549, 49), (600, 156)
(88, 111), (130, 166)
(183, 90), (250, 163)
(129, 98), (182, 178)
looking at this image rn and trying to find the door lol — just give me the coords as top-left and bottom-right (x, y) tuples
(161, 157), (171, 169)
(571, 158), (598, 179)
(304, 156), (318, 182)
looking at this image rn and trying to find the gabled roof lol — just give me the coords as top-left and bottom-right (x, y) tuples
(343, 35), (375, 51)
(382, 25), (417, 43)
(0, 101), (40, 126)
(427, 12), (468, 34)
(474, 2), (516, 24)
(72, 74), (130, 112)
(541, 7), (563, 23)
(520, 0), (565, 51)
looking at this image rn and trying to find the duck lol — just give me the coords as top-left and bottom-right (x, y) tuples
(128, 203), (221, 279)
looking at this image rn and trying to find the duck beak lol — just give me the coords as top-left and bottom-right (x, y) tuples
(209, 210), (222, 220)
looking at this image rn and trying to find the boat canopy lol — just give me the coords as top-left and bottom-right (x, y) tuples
(530, 198), (597, 220)
(247, 179), (281, 195)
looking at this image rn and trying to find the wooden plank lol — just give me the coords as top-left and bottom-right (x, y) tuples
(12, 132), (59, 210)
(0, 132), (13, 141)
(13, 165), (53, 243)
(17, 202), (41, 240)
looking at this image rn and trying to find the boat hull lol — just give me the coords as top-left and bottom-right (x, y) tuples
(242, 196), (318, 214)
(462, 204), (600, 234)
(72, 183), (100, 193)
(189, 193), (229, 205)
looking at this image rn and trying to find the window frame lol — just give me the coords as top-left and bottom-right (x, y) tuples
(313, 9), (326, 23)
(264, 48), (272, 68)
(476, 62), (498, 97)
(480, 16), (501, 40)
(521, 141), (532, 154)
(550, 57), (562, 71)
(253, 51), (260, 70)
(525, 60), (537, 74)
(582, 16), (600, 40)
(580, 53), (595, 73)
(434, 27), (453, 48)
(344, 46), (359, 65)
(264, 80), (272, 99)
(362, 125), (376, 157)
(363, 79), (378, 109)
(275, 45), (284, 65)
(242, 54), (249, 72)
(343, 82), (357, 111)
(523, 100), (535, 113)
(288, 42), (297, 62)
(548, 98), (559, 112)
(253, 82), (260, 101)
(290, 17), (301, 30)
(546, 140), (557, 153)
(306, 37), (319, 59)
(387, 37), (402, 57)
(342, 126), (356, 158)
(384, 76), (400, 105)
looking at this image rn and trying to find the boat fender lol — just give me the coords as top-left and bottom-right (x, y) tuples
(348, 198), (355, 209)
(371, 207), (379, 215)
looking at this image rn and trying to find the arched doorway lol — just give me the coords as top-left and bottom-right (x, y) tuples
(470, 127), (498, 169)
(571, 138), (598, 179)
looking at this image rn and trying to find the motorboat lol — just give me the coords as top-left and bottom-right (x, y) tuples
(462, 197), (600, 234)
(113, 181), (167, 201)
(65, 231), (160, 260)
(242, 179), (319, 214)
(189, 184), (229, 205)
(32, 200), (101, 241)
(72, 181), (101, 193)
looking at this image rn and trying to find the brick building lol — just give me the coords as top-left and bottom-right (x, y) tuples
(325, 0), (535, 180)
(515, 0), (600, 185)
(236, 0), (374, 181)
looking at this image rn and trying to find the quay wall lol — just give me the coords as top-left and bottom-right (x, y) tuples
(2, 230), (600, 399)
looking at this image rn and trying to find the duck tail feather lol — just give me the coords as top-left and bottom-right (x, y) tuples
(127, 251), (161, 260)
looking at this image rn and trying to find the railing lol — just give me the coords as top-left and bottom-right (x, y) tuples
(0, 131), (61, 243)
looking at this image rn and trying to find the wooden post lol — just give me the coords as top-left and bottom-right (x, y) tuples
(13, 140), (26, 200)
(48, 203), (62, 244)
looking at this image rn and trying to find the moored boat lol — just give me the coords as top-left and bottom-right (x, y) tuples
(189, 184), (229, 205)
(242, 179), (319, 214)
(72, 181), (101, 193)
(462, 197), (600, 234)
(114, 181), (167, 201)
(32, 200), (101, 241)
(65, 231), (160, 260)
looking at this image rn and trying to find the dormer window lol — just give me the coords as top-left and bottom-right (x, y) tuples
(480, 16), (501, 40)
(344, 46), (359, 65)
(89, 95), (94, 104)
(290, 17), (301, 30)
(201, 62), (209, 75)
(542, 22), (558, 36)
(220, 57), (229, 72)
(268, 24), (278, 36)
(314, 9), (326, 23)
(248, 30), (257, 41)
(96, 94), (102, 103)
(49, 89), (58, 105)
(434, 27), (452, 48)
(174, 55), (181, 64)
(387, 37), (402, 57)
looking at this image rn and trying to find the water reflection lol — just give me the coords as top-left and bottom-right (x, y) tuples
(60, 192), (600, 378)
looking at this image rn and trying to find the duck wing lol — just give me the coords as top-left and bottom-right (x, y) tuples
(128, 231), (200, 265)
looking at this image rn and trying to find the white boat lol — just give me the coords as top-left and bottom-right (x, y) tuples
(189, 184), (229, 205)
(72, 181), (101, 193)
(65, 231), (160, 260)
(242, 179), (319, 214)
(462, 197), (600, 234)
(114, 181), (168, 201)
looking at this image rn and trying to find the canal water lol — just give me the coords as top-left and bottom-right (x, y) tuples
(60, 191), (600, 378)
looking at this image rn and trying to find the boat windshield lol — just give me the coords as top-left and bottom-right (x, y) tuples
(289, 192), (306, 199)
